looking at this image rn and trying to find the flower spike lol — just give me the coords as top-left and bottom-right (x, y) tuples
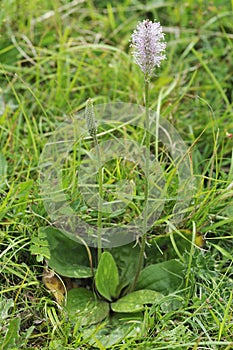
(130, 19), (166, 78)
(85, 98), (97, 137)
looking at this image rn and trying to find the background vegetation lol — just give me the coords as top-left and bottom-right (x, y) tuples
(0, 0), (233, 349)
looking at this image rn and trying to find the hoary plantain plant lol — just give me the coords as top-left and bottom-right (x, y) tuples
(30, 19), (195, 346)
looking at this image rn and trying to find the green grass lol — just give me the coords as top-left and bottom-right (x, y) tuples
(0, 0), (233, 349)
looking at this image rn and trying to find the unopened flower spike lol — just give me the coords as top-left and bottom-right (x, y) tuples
(130, 19), (166, 79)
(85, 98), (97, 137)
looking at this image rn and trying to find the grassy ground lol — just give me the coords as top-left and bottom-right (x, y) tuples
(0, 0), (233, 349)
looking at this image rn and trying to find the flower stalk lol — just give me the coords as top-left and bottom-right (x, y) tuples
(85, 99), (103, 263)
(130, 19), (166, 289)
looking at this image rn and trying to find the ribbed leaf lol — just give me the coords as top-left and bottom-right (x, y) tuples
(111, 289), (163, 313)
(135, 259), (184, 295)
(95, 252), (119, 301)
(66, 288), (109, 326)
(42, 226), (93, 278)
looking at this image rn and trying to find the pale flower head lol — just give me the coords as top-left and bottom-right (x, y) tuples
(130, 19), (166, 78)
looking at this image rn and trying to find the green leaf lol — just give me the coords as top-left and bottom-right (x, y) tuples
(111, 289), (163, 313)
(95, 252), (119, 301)
(41, 226), (94, 278)
(108, 243), (140, 295)
(211, 243), (233, 261)
(13, 180), (34, 199)
(2, 317), (20, 349)
(30, 245), (51, 259)
(135, 260), (184, 295)
(83, 313), (144, 348)
(30, 231), (50, 261)
(66, 288), (109, 326)
(0, 152), (7, 188)
(0, 298), (14, 322)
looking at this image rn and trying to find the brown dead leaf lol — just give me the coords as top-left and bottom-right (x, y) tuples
(42, 269), (66, 305)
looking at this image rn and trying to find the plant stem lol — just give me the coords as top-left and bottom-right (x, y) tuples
(131, 76), (150, 290)
(93, 134), (103, 263)
(85, 99), (103, 263)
